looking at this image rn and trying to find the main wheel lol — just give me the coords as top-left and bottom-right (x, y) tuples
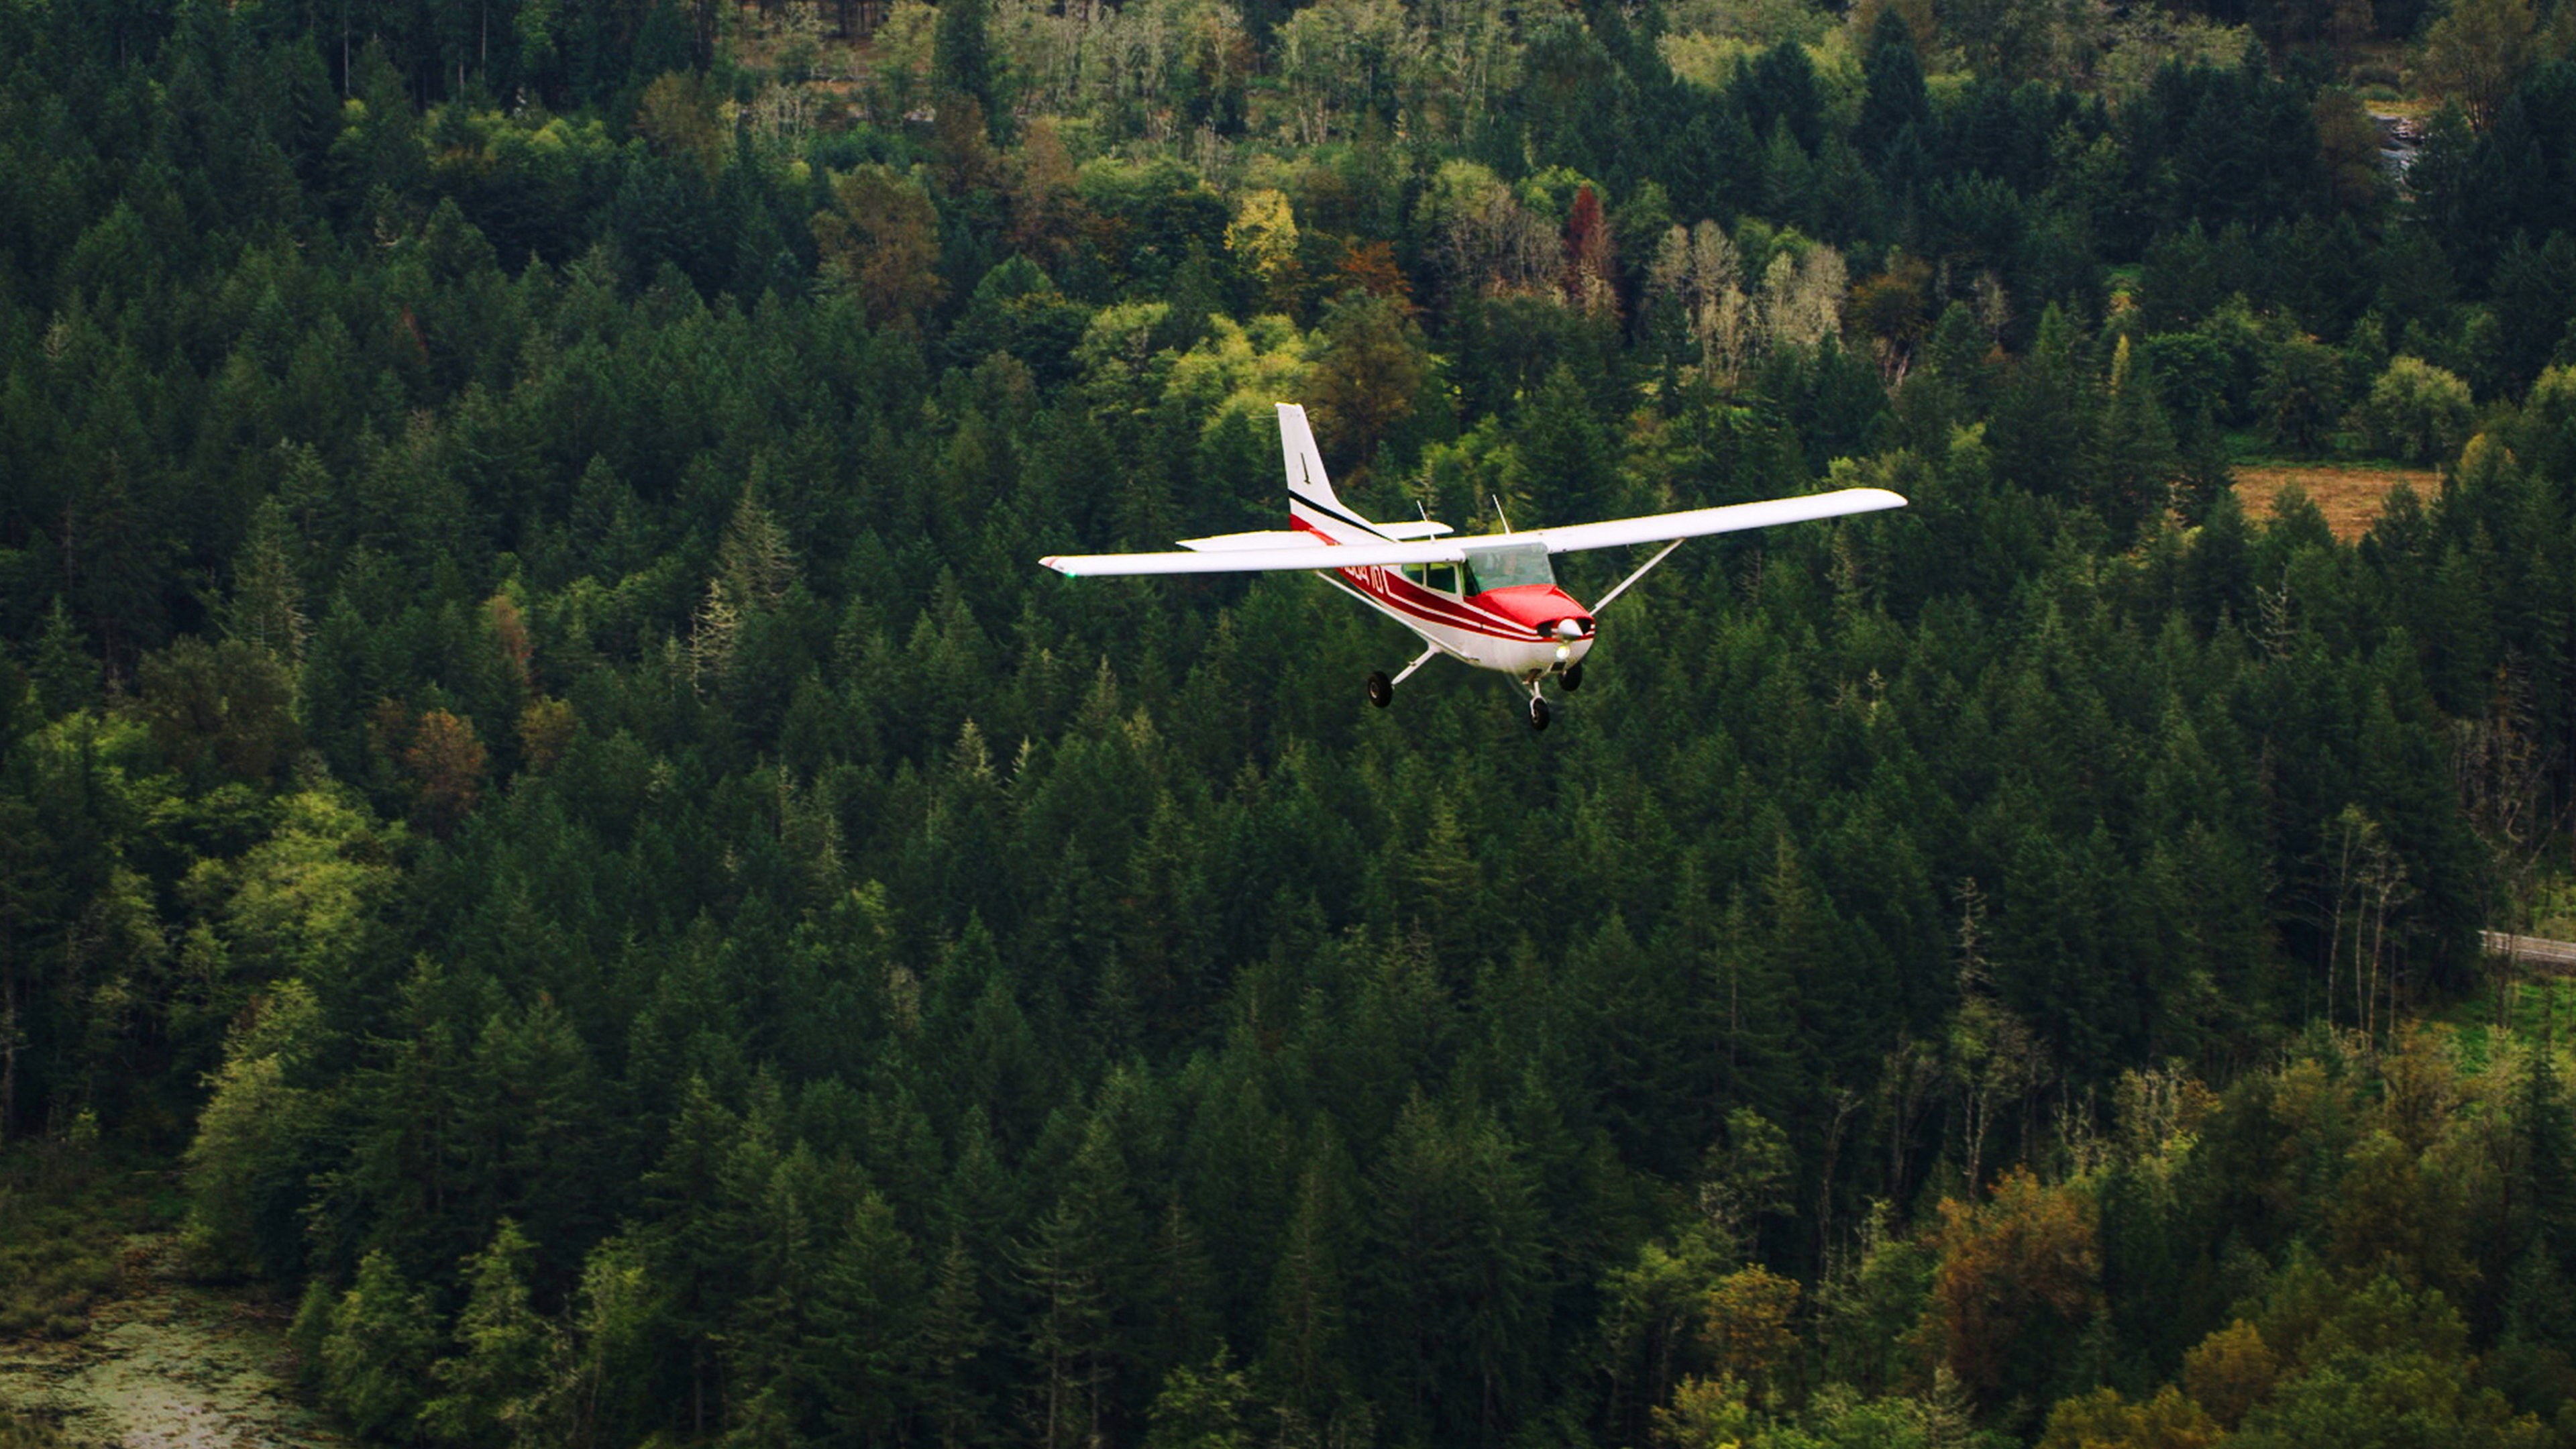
(1366, 672), (1393, 708)
(1562, 662), (1585, 692)
(1527, 696), (1550, 731)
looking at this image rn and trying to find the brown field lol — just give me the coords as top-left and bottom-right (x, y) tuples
(2233, 463), (2442, 542)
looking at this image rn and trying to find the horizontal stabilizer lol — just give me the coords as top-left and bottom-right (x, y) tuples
(1375, 520), (1454, 540)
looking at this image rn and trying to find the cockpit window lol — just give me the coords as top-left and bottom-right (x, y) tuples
(1463, 542), (1553, 594)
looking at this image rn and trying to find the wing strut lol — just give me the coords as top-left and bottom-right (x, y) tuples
(1591, 537), (1688, 614)
(1391, 642), (1442, 688)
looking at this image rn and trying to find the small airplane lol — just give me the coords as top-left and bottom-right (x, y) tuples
(1041, 404), (1906, 729)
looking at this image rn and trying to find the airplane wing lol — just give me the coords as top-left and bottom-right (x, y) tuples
(1519, 487), (1907, 553)
(1040, 488), (1904, 577)
(1044, 539), (1466, 577)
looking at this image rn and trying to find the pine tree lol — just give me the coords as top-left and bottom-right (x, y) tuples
(423, 1219), (567, 1446)
(322, 1250), (443, 1440)
(808, 1190), (928, 1444)
(2094, 336), (2182, 543)
(1016, 1112), (1143, 1448)
(29, 598), (95, 720)
(223, 495), (310, 662)
(1262, 1140), (1354, 1424)
(920, 1233), (996, 1449)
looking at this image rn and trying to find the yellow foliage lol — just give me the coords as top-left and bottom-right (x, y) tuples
(1701, 1265), (1801, 1402)
(1652, 1375), (1758, 1449)
(1228, 188), (1303, 310)
(1163, 314), (1312, 439)
(2180, 1320), (2279, 1429)
(2037, 1385), (2218, 1449)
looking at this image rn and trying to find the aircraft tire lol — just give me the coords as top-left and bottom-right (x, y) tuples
(1528, 696), (1550, 731)
(1562, 663), (1585, 692)
(1366, 672), (1393, 708)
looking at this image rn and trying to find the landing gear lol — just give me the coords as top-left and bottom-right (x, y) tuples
(1527, 695), (1551, 731)
(1562, 662), (1585, 692)
(1366, 672), (1393, 708)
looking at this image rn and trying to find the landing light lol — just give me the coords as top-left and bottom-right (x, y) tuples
(1555, 644), (1572, 662)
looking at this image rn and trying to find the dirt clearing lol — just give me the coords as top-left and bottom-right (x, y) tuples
(2234, 463), (2441, 542)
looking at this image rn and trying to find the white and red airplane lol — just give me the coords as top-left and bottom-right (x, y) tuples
(1042, 404), (1906, 729)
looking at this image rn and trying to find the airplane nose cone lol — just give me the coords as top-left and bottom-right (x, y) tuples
(1556, 618), (1585, 641)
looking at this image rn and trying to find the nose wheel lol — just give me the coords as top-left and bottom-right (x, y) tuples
(1562, 662), (1584, 692)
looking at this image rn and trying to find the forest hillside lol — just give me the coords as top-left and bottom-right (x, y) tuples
(10, 0), (2576, 1444)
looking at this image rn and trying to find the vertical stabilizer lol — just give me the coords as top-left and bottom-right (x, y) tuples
(1278, 403), (1381, 541)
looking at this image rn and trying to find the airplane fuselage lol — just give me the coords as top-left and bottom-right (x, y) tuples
(1294, 519), (1597, 682)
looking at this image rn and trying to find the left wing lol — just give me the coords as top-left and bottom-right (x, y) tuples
(1517, 488), (1907, 554)
(1044, 539), (1466, 577)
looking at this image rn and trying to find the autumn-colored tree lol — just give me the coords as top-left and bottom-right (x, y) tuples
(1928, 1169), (2101, 1404)
(486, 592), (531, 696)
(1563, 184), (1617, 319)
(1007, 118), (1090, 263)
(1336, 239), (1413, 313)
(932, 95), (1006, 197)
(814, 166), (947, 327)
(1700, 1266), (1800, 1408)
(404, 709), (487, 837)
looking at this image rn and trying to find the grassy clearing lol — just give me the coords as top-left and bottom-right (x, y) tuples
(0, 1155), (172, 1341)
(2233, 460), (2442, 541)
(2430, 973), (2576, 1071)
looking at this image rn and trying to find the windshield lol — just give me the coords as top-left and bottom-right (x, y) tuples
(1463, 541), (1554, 594)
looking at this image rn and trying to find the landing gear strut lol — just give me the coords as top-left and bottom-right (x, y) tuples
(1369, 644), (1440, 710)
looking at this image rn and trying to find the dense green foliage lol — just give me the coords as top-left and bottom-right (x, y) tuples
(13, 0), (2576, 1444)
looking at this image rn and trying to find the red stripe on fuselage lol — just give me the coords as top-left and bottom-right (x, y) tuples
(1289, 519), (1560, 641)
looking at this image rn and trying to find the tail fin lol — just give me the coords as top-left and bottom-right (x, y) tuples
(1279, 403), (1377, 539)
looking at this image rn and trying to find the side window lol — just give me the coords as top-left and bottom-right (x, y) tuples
(1399, 562), (1428, 586)
(1426, 563), (1458, 595)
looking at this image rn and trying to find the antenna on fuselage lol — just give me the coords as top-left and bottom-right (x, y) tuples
(1491, 494), (1513, 533)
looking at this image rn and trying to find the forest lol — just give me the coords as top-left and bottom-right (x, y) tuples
(10, 0), (2576, 1442)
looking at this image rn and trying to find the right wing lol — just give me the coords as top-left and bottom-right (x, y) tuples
(1518, 488), (1907, 553)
